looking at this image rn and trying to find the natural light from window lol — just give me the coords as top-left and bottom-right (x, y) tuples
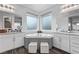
(26, 16), (37, 30)
(42, 15), (52, 30)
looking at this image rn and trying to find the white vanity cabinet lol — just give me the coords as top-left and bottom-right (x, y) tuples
(60, 34), (70, 52)
(14, 33), (25, 48)
(53, 33), (61, 49)
(0, 35), (14, 53)
(53, 33), (70, 53)
(0, 33), (25, 53)
(70, 35), (79, 54)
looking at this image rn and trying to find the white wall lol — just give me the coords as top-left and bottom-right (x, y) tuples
(52, 5), (69, 32)
(56, 15), (69, 31)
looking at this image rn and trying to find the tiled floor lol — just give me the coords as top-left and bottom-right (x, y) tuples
(1, 46), (69, 54)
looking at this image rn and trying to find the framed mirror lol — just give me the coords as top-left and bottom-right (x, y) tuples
(69, 16), (79, 31)
(3, 16), (12, 29)
(14, 16), (22, 32)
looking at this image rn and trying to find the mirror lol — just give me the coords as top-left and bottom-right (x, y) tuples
(3, 16), (12, 28)
(69, 16), (79, 31)
(14, 16), (22, 32)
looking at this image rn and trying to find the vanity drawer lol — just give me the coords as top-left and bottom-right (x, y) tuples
(71, 46), (79, 54)
(71, 41), (79, 48)
(71, 38), (79, 42)
(71, 37), (79, 45)
(71, 40), (79, 45)
(70, 36), (79, 54)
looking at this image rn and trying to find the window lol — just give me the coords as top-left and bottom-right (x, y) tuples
(26, 15), (37, 30)
(41, 15), (52, 30)
(26, 13), (52, 32)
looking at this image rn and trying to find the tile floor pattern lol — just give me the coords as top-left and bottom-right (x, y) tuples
(1, 47), (69, 54)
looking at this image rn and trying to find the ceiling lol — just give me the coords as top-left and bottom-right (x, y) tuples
(21, 4), (57, 13)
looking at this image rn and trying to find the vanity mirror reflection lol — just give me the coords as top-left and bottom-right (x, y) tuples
(3, 16), (22, 32)
(69, 16), (79, 31)
(14, 16), (22, 32)
(3, 16), (12, 29)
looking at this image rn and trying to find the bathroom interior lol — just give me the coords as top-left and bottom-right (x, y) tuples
(0, 4), (79, 54)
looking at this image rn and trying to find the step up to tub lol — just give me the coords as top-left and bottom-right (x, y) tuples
(28, 42), (37, 53)
(40, 42), (49, 53)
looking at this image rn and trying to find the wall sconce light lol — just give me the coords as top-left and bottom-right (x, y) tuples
(0, 4), (15, 13)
